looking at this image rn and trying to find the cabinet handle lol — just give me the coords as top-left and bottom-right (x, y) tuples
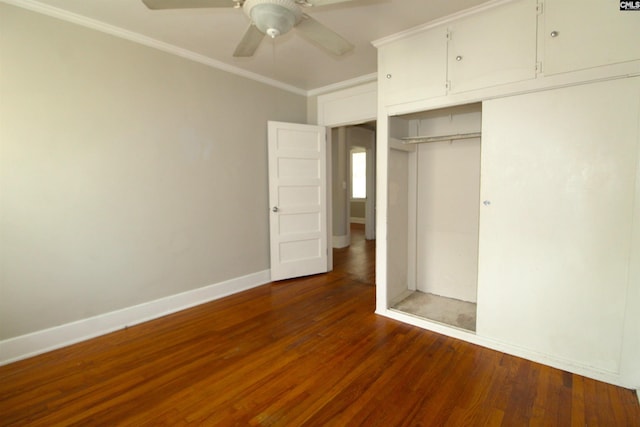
(550, 30), (559, 37)
(386, 74), (392, 79)
(456, 55), (462, 61)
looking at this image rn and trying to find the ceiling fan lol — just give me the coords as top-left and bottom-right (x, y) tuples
(142, 0), (355, 57)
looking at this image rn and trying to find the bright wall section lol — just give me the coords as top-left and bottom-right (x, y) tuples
(0, 4), (306, 344)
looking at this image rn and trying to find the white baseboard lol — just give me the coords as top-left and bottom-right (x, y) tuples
(0, 269), (271, 366)
(333, 234), (350, 248)
(350, 217), (365, 224)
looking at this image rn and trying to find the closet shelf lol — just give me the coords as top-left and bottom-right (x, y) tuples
(401, 132), (481, 144)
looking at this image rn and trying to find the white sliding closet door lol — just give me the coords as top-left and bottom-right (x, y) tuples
(477, 78), (640, 373)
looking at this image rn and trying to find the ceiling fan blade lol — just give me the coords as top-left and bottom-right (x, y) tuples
(302, 0), (352, 6)
(296, 15), (354, 56)
(142, 0), (236, 10)
(233, 24), (265, 57)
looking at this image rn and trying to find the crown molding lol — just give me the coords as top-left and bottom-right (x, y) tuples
(1, 0), (308, 96)
(307, 72), (377, 97)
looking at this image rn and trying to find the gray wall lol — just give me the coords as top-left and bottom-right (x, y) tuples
(0, 4), (307, 339)
(350, 201), (366, 219)
(306, 95), (318, 125)
(331, 127), (349, 237)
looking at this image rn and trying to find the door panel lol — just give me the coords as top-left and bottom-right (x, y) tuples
(477, 78), (640, 373)
(268, 121), (328, 281)
(447, 0), (537, 93)
(543, 0), (640, 76)
(378, 26), (448, 106)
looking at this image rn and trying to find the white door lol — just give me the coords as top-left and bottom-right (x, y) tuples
(447, 0), (537, 94)
(378, 26), (448, 106)
(543, 0), (640, 76)
(477, 77), (640, 373)
(268, 121), (328, 281)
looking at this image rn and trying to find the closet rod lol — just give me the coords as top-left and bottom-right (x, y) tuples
(401, 131), (481, 145)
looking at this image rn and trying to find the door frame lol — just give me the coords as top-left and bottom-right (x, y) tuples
(316, 81), (378, 271)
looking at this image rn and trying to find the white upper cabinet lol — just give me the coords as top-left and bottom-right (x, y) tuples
(377, 0), (537, 106)
(447, 0), (537, 93)
(378, 26), (448, 107)
(542, 0), (640, 75)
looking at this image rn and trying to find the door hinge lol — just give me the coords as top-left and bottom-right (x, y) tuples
(445, 80), (451, 91)
(446, 30), (452, 41)
(535, 61), (543, 73)
(536, 2), (543, 15)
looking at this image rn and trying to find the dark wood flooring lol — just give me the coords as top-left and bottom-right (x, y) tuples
(1, 224), (639, 426)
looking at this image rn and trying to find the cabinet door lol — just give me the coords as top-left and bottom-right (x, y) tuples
(378, 26), (447, 107)
(543, 0), (640, 75)
(477, 77), (640, 373)
(447, 0), (537, 94)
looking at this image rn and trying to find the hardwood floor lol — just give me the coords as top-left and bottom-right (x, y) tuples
(330, 223), (375, 286)
(1, 225), (639, 426)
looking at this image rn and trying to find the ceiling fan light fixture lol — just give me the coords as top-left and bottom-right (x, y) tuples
(143, 0), (354, 57)
(244, 0), (301, 38)
(251, 4), (295, 38)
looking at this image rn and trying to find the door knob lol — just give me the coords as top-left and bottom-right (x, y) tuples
(272, 206), (279, 212)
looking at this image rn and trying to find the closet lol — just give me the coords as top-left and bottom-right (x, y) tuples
(387, 103), (481, 332)
(374, 0), (640, 387)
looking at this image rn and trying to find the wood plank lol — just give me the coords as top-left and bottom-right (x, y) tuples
(1, 226), (638, 426)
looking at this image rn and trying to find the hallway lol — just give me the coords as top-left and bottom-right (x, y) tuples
(331, 223), (375, 285)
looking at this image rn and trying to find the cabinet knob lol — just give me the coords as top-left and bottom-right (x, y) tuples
(386, 74), (392, 79)
(550, 30), (559, 37)
(456, 55), (462, 61)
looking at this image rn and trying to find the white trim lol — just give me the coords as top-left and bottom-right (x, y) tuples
(1, 0), (306, 96)
(350, 217), (365, 224)
(308, 73), (377, 97)
(383, 62), (640, 118)
(390, 137), (416, 152)
(332, 234), (350, 248)
(0, 270), (271, 366)
(317, 81), (378, 128)
(378, 308), (637, 389)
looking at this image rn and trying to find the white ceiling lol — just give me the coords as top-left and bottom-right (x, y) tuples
(8, 0), (491, 93)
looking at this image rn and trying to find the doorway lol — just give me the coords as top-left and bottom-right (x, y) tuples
(330, 122), (376, 250)
(315, 80), (378, 278)
(332, 223), (376, 285)
(328, 122), (376, 286)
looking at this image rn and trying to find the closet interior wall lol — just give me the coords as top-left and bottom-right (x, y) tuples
(388, 103), (482, 331)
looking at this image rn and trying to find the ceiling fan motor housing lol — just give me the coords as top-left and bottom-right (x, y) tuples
(244, 0), (302, 38)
